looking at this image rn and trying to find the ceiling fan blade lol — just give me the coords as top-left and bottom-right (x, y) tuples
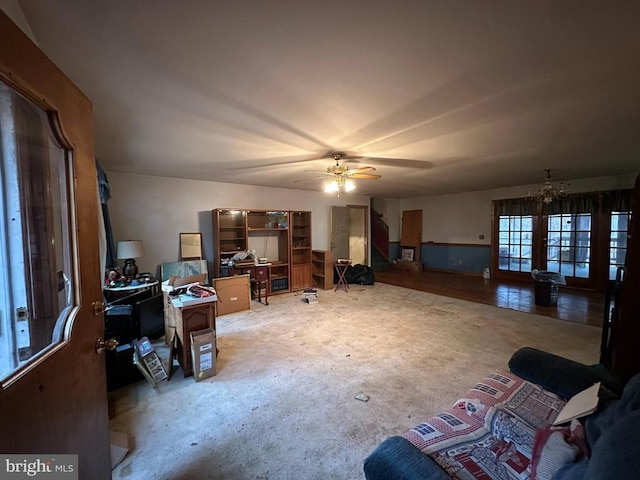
(304, 169), (333, 175)
(229, 153), (327, 170)
(348, 166), (377, 174)
(345, 157), (433, 170)
(349, 173), (382, 179)
(293, 175), (330, 184)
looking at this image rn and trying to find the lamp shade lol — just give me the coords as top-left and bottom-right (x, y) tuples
(117, 240), (144, 259)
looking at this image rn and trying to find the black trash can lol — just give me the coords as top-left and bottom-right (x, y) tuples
(531, 270), (561, 307)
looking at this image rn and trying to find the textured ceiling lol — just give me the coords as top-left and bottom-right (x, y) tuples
(16, 1), (640, 198)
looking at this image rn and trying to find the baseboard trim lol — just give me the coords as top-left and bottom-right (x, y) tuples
(422, 266), (483, 278)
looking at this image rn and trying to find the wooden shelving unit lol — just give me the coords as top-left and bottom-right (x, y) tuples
(290, 211), (312, 291)
(247, 211), (290, 294)
(212, 209), (247, 278)
(312, 250), (334, 290)
(213, 209), (313, 295)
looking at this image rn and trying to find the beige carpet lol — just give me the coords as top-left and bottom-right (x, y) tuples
(109, 283), (601, 480)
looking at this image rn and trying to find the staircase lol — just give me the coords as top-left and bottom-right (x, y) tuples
(371, 208), (391, 271)
(371, 247), (390, 271)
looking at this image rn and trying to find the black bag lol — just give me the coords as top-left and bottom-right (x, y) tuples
(346, 264), (375, 285)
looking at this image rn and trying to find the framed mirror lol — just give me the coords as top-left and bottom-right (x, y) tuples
(180, 232), (203, 260)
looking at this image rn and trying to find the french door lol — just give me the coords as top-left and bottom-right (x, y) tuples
(542, 212), (594, 288)
(494, 203), (630, 290)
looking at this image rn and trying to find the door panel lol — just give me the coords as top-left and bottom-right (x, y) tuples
(543, 212), (594, 288)
(331, 206), (350, 260)
(401, 210), (422, 262)
(0, 12), (110, 478)
(348, 205), (368, 265)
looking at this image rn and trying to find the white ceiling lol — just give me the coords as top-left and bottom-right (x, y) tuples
(16, 1), (640, 198)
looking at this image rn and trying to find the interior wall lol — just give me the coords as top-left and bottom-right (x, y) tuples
(372, 197), (400, 241)
(106, 172), (369, 278)
(376, 173), (636, 245)
(0, 1), (35, 41)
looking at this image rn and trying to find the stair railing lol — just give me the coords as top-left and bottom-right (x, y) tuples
(371, 209), (390, 262)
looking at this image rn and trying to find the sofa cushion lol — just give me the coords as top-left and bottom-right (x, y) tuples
(584, 371), (640, 450)
(363, 436), (451, 480)
(508, 347), (625, 399)
(404, 370), (566, 479)
(583, 410), (640, 480)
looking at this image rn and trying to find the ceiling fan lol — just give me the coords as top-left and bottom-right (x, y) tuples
(306, 153), (382, 196)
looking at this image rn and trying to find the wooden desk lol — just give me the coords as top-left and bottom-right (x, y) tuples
(163, 293), (216, 377)
(228, 264), (270, 304)
(103, 280), (159, 303)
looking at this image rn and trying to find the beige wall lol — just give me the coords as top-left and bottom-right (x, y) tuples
(106, 172), (369, 276)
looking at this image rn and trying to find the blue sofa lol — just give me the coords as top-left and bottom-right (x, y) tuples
(364, 347), (639, 480)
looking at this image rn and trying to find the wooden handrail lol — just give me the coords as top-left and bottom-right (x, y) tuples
(371, 209), (390, 262)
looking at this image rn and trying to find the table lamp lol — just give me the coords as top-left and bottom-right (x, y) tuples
(117, 240), (144, 281)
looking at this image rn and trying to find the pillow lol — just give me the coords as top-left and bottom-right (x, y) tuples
(530, 421), (587, 480)
(167, 275), (180, 286)
(173, 273), (207, 288)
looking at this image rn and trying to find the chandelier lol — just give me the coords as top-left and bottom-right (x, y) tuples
(528, 169), (569, 204)
(324, 175), (355, 197)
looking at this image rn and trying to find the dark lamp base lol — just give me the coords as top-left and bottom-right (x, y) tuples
(122, 259), (139, 280)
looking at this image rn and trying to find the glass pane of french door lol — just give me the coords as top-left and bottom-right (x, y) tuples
(609, 211), (630, 280)
(497, 215), (533, 272)
(546, 213), (591, 278)
(0, 79), (76, 381)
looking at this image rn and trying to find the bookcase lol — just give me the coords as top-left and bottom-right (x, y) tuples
(247, 210), (290, 294)
(290, 211), (312, 291)
(212, 209), (246, 278)
(212, 209), (313, 295)
(311, 250), (334, 290)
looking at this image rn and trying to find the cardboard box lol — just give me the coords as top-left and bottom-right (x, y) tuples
(391, 260), (423, 272)
(110, 431), (129, 469)
(213, 274), (251, 316)
(190, 328), (217, 381)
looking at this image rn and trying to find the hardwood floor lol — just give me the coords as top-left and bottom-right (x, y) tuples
(375, 268), (606, 327)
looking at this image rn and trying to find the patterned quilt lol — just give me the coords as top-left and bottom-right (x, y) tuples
(404, 370), (566, 480)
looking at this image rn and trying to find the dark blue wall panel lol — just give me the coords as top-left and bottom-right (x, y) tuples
(391, 242), (491, 275)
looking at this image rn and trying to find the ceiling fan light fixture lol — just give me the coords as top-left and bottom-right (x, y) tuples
(324, 180), (339, 193)
(345, 179), (356, 192)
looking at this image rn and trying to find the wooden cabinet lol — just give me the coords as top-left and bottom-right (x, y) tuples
(212, 209), (246, 277)
(163, 293), (216, 377)
(212, 209), (313, 295)
(290, 211), (312, 291)
(312, 250), (334, 290)
(611, 174), (640, 381)
(291, 264), (312, 290)
(246, 210), (290, 294)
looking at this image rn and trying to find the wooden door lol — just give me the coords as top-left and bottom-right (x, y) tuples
(348, 205), (369, 265)
(401, 210), (423, 262)
(0, 12), (110, 478)
(331, 206), (350, 260)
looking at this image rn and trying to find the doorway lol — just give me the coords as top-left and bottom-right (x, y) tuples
(331, 205), (369, 265)
(401, 210), (423, 262)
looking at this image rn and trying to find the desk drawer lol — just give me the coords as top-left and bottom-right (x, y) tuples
(229, 266), (255, 277)
(255, 266), (268, 280)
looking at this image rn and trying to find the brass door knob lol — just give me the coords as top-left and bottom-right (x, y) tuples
(96, 337), (119, 354)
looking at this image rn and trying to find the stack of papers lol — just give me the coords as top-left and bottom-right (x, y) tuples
(303, 288), (318, 304)
(553, 382), (600, 425)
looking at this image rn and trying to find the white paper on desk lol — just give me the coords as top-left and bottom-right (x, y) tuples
(553, 382), (600, 425)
